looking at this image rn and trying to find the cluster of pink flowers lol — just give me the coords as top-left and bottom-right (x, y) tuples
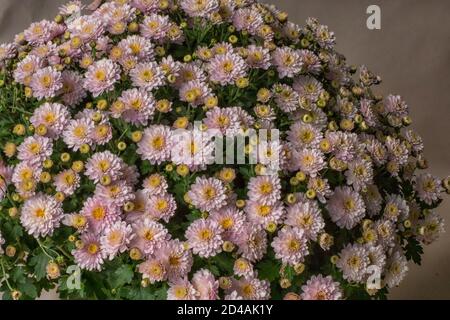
(0, 0), (447, 300)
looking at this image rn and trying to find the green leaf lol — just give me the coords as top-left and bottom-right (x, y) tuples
(256, 259), (281, 282)
(404, 237), (424, 265)
(108, 264), (134, 288)
(29, 252), (51, 281)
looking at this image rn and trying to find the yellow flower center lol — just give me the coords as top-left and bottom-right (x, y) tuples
(257, 205), (271, 217)
(34, 208), (45, 218)
(151, 135), (165, 150)
(198, 229), (213, 241)
(92, 206), (106, 220)
(87, 243), (99, 254)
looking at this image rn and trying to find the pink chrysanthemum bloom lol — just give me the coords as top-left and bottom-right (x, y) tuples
(67, 15), (104, 42)
(405, 129), (424, 153)
(187, 176), (227, 212)
(245, 200), (284, 227)
(100, 221), (134, 260)
(383, 194), (409, 222)
(176, 63), (207, 87)
(384, 250), (408, 288)
(131, 218), (169, 256)
(207, 52), (247, 85)
(385, 94), (408, 118)
(72, 233), (105, 271)
(24, 20), (54, 45)
(142, 173), (168, 196)
(159, 55), (181, 78)
(273, 84), (300, 113)
(95, 180), (135, 208)
(147, 193), (177, 222)
(271, 226), (309, 266)
(231, 106), (255, 129)
(0, 161), (13, 202)
(236, 224), (268, 262)
(137, 125), (173, 164)
(374, 219), (396, 248)
(290, 148), (326, 177)
(30, 102), (70, 139)
(247, 175), (281, 206)
(272, 47), (302, 78)
(365, 244), (386, 272)
(326, 131), (360, 162)
(245, 45), (271, 69)
(124, 189), (150, 223)
(285, 200), (325, 241)
(171, 130), (215, 169)
(327, 186), (366, 230)
(336, 243), (370, 283)
(185, 219), (224, 258)
(59, 1), (84, 16)
(85, 151), (124, 184)
(17, 135), (53, 166)
(363, 184), (383, 217)
(416, 211), (445, 245)
(288, 122), (323, 150)
(83, 58), (120, 97)
(30, 66), (63, 100)
(20, 193), (63, 238)
(385, 136), (409, 166)
(298, 49), (322, 75)
(155, 239), (193, 281)
(140, 13), (170, 41)
(53, 169), (80, 196)
(307, 177), (332, 203)
(60, 70), (87, 107)
(293, 76), (323, 102)
(192, 269), (219, 300)
(180, 0), (219, 18)
(92, 121), (113, 146)
(80, 196), (121, 234)
(300, 275), (343, 300)
(203, 107), (240, 136)
(209, 206), (246, 242)
(62, 118), (95, 151)
(232, 7), (264, 35)
(229, 276), (270, 300)
(13, 55), (44, 85)
(119, 88), (156, 125)
(12, 162), (41, 198)
(414, 173), (444, 206)
(233, 257), (255, 278)
(179, 80), (211, 106)
(0, 43), (17, 64)
(130, 62), (165, 91)
(345, 157), (374, 191)
(167, 277), (198, 300)
(138, 257), (167, 284)
(118, 35), (154, 61)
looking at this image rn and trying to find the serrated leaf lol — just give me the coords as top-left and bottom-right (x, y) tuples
(109, 264), (134, 288)
(29, 252), (51, 281)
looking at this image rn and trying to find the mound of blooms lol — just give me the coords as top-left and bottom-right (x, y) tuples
(0, 0), (448, 300)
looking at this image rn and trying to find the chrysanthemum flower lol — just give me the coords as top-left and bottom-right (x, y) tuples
(138, 257), (167, 284)
(142, 173), (168, 196)
(167, 277), (198, 300)
(130, 62), (165, 91)
(20, 193), (64, 238)
(53, 169), (80, 196)
(72, 233), (105, 271)
(290, 148), (326, 177)
(209, 206), (246, 242)
(60, 71), (87, 107)
(336, 243), (369, 283)
(192, 269), (219, 300)
(30, 103), (70, 139)
(187, 177), (227, 212)
(203, 107), (240, 136)
(416, 211), (445, 245)
(272, 47), (302, 78)
(414, 173), (444, 205)
(30, 66), (63, 100)
(85, 151), (124, 184)
(384, 250), (408, 288)
(147, 193), (177, 222)
(13, 55), (44, 85)
(300, 274), (343, 300)
(80, 196), (121, 234)
(345, 158), (374, 191)
(327, 186), (365, 230)
(245, 45), (271, 70)
(287, 122), (323, 149)
(228, 276), (270, 300)
(185, 219), (224, 258)
(285, 200), (325, 241)
(272, 226), (309, 266)
(155, 239), (193, 281)
(119, 88), (156, 125)
(236, 224), (268, 262)
(207, 52), (247, 85)
(17, 135), (53, 166)
(63, 118), (95, 151)
(94, 180), (135, 208)
(83, 58), (121, 97)
(140, 13), (170, 41)
(180, 0), (219, 18)
(132, 218), (169, 256)
(136, 125), (172, 164)
(383, 194), (409, 222)
(100, 221), (134, 260)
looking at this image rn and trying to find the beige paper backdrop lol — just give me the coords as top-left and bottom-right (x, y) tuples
(0, 0), (449, 299)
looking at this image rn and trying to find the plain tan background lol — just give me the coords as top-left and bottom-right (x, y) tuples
(1, 0), (449, 299)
